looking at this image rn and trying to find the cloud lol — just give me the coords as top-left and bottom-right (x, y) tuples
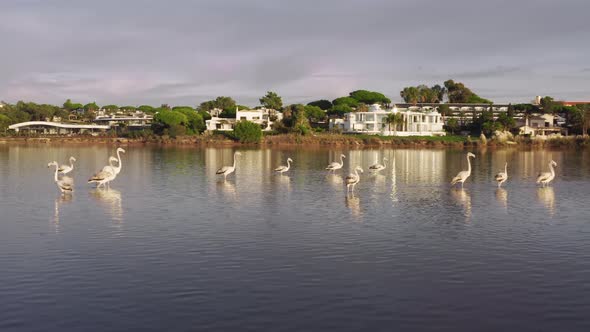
(1, 0), (589, 105)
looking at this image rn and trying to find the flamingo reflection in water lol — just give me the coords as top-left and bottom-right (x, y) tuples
(345, 193), (362, 220)
(451, 188), (472, 219)
(495, 188), (508, 210)
(537, 187), (556, 216)
(326, 173), (344, 191)
(52, 195), (72, 233)
(217, 179), (237, 200)
(276, 174), (292, 192)
(91, 189), (123, 224)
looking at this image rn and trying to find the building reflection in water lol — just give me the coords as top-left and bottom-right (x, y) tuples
(390, 155), (398, 203)
(395, 149), (446, 185)
(345, 193), (362, 221)
(90, 189), (123, 225)
(52, 195), (72, 233)
(495, 188), (508, 210)
(451, 188), (472, 219)
(537, 187), (555, 216)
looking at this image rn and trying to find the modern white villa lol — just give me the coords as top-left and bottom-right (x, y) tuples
(93, 111), (153, 129)
(206, 107), (282, 131)
(8, 121), (110, 135)
(329, 104), (446, 136)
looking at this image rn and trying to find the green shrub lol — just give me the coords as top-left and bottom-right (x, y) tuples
(234, 120), (262, 143)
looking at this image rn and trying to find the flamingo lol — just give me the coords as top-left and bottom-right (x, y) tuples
(274, 158), (293, 174)
(494, 162), (508, 187)
(451, 152), (476, 188)
(111, 148), (125, 175)
(536, 160), (557, 187)
(88, 156), (118, 189)
(58, 156), (76, 175)
(47, 161), (73, 194)
(216, 151), (241, 180)
(369, 157), (388, 173)
(326, 154), (345, 172)
(345, 166), (363, 192)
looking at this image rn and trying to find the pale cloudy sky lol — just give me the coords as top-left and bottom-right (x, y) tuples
(0, 0), (589, 106)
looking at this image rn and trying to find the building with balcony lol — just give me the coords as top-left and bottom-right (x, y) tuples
(329, 104), (446, 136)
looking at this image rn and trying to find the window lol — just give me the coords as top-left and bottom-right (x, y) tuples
(240, 117), (246, 120)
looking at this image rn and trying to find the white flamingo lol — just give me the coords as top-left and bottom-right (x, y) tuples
(47, 161), (73, 194)
(58, 156), (76, 175)
(88, 148), (126, 189)
(451, 152), (476, 188)
(326, 154), (345, 172)
(216, 151), (241, 180)
(536, 160), (557, 187)
(274, 158), (293, 174)
(494, 162), (508, 187)
(88, 156), (118, 189)
(369, 157), (388, 173)
(346, 166), (363, 192)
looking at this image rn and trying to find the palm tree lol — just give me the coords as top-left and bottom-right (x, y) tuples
(385, 113), (404, 135)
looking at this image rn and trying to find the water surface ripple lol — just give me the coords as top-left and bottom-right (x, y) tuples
(1, 146), (589, 331)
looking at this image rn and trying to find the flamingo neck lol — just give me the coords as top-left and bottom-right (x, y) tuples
(287, 159), (291, 169)
(504, 163), (507, 174)
(340, 155), (344, 166)
(233, 153), (237, 168)
(53, 164), (59, 182)
(70, 159), (75, 169)
(115, 150), (123, 172)
(466, 155), (472, 175)
(549, 162), (555, 176)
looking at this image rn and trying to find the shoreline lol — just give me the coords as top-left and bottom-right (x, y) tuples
(1, 134), (589, 149)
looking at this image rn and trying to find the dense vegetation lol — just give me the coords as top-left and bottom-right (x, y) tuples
(2, 84), (590, 139)
(233, 120), (263, 143)
(400, 80), (491, 104)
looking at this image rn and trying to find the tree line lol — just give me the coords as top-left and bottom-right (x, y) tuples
(400, 80), (492, 104)
(2, 85), (589, 137)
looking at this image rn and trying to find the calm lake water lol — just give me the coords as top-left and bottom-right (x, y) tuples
(1, 144), (590, 331)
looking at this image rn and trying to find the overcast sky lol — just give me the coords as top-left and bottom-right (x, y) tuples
(1, 0), (589, 107)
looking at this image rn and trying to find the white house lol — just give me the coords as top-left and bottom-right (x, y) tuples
(206, 117), (235, 131)
(518, 114), (564, 136)
(206, 107), (282, 131)
(329, 104), (446, 136)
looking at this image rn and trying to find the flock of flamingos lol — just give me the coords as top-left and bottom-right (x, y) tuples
(47, 148), (559, 195)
